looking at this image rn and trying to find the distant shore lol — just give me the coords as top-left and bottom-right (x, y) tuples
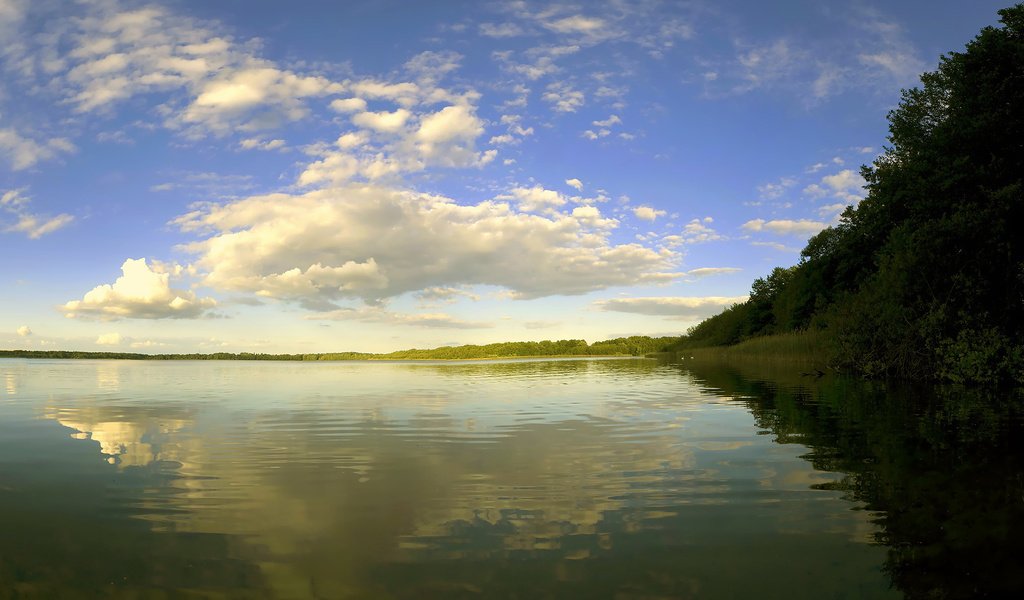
(0, 336), (677, 362)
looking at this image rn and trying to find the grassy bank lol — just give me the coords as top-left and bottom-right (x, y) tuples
(661, 330), (829, 369)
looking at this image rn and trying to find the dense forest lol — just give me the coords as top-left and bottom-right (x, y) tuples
(0, 336), (675, 362)
(670, 5), (1024, 384)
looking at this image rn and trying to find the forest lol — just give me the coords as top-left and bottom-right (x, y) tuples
(669, 5), (1024, 384)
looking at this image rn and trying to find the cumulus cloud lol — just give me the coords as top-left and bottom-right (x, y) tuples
(497, 185), (568, 213)
(633, 206), (666, 221)
(298, 102), (489, 186)
(565, 178), (583, 191)
(595, 296), (748, 318)
(16, 325), (31, 337)
(173, 184), (678, 308)
(352, 108), (412, 133)
(414, 104), (484, 159)
(1, 189), (74, 239)
(820, 168), (867, 202)
(742, 218), (828, 236)
(329, 97), (368, 113)
(61, 258), (217, 319)
(183, 67), (343, 132)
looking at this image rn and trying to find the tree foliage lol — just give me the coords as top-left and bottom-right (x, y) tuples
(676, 4), (1024, 384)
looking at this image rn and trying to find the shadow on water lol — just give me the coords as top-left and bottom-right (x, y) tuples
(674, 356), (1024, 599)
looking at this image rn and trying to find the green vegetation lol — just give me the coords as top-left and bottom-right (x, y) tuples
(0, 336), (675, 362)
(672, 330), (827, 367)
(670, 5), (1024, 384)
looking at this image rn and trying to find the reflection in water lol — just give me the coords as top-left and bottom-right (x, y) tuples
(2, 357), (1019, 597)
(46, 407), (192, 467)
(680, 359), (1024, 599)
(94, 361), (123, 392)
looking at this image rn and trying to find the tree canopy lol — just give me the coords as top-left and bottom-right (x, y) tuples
(676, 4), (1024, 384)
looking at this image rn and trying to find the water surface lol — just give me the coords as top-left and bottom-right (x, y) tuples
(1, 358), (1020, 598)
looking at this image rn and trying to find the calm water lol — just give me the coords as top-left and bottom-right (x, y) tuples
(1, 358), (1021, 598)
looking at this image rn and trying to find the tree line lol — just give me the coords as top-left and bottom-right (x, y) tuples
(0, 336), (676, 362)
(670, 5), (1024, 384)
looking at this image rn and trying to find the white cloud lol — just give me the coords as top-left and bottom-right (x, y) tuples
(299, 101), (488, 186)
(329, 97), (367, 113)
(565, 178), (583, 191)
(0, 128), (75, 170)
(351, 109), (411, 133)
(742, 218), (828, 236)
(1, 189), (74, 239)
(633, 206), (666, 221)
(803, 168), (867, 206)
(180, 67), (343, 134)
(96, 332), (123, 346)
(542, 82), (584, 113)
(595, 296), (748, 317)
(821, 168), (867, 201)
(818, 202), (850, 217)
(685, 267), (741, 278)
(416, 286), (481, 303)
(544, 15), (606, 34)
(592, 115), (621, 127)
(479, 22), (526, 38)
(403, 50), (462, 85)
(498, 185), (568, 213)
(858, 51), (923, 83)
(310, 306), (493, 329)
(349, 80), (420, 105)
(751, 241), (800, 252)
(173, 185), (678, 308)
(16, 325), (31, 337)
(415, 104), (483, 149)
(757, 177), (796, 200)
(662, 218), (723, 246)
(239, 138), (285, 151)
(61, 258), (217, 319)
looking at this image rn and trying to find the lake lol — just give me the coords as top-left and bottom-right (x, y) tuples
(1, 357), (1021, 598)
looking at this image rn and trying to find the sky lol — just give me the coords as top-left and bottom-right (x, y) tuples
(0, 0), (1010, 354)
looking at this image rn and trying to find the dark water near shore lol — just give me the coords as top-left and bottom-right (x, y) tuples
(1, 357), (1021, 598)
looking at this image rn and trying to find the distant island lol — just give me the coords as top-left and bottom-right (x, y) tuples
(0, 336), (677, 362)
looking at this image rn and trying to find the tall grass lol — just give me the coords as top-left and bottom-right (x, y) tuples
(670, 330), (829, 367)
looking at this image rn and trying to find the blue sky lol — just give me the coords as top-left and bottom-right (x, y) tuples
(0, 0), (1009, 353)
